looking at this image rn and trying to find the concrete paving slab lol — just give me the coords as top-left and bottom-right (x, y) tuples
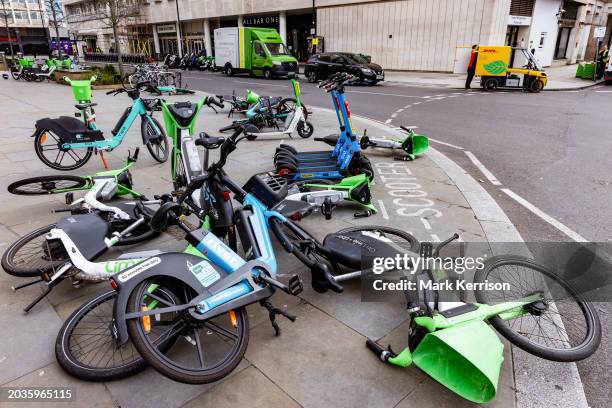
(183, 366), (300, 408)
(245, 303), (422, 408)
(104, 360), (249, 408)
(0, 299), (62, 384)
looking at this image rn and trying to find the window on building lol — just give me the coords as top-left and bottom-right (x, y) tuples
(510, 0), (535, 17)
(26, 0), (39, 5)
(30, 10), (40, 19)
(13, 10), (28, 20)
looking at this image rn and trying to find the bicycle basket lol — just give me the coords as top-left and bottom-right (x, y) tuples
(243, 172), (288, 207)
(70, 80), (94, 103)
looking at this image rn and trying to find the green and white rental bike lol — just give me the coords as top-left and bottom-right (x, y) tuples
(33, 79), (168, 171)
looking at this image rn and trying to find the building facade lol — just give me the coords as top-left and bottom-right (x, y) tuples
(62, 0), (612, 70)
(0, 0), (48, 54)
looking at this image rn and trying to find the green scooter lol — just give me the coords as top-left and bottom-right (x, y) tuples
(366, 235), (601, 403)
(284, 174), (377, 218)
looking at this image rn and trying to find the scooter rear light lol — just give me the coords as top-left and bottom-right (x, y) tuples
(110, 278), (118, 289)
(221, 191), (231, 201)
(290, 213), (302, 221)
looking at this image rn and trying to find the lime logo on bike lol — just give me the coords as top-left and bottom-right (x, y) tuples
(104, 259), (142, 274)
(188, 260), (220, 287)
(483, 60), (507, 75)
(117, 257), (161, 283)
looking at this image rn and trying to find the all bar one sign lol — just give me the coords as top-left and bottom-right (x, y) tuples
(243, 15), (279, 26)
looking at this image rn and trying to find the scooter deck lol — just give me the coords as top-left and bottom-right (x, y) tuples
(296, 164), (343, 173)
(295, 158), (339, 166)
(293, 150), (333, 158)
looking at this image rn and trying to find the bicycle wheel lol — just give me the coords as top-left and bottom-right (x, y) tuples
(335, 225), (419, 253)
(126, 276), (249, 384)
(8, 175), (87, 195)
(474, 255), (601, 362)
(142, 117), (169, 163)
(34, 128), (93, 171)
(55, 290), (146, 381)
(171, 152), (188, 191)
(1, 224), (68, 277)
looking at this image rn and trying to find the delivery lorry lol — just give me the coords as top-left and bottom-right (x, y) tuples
(214, 27), (299, 79)
(476, 46), (547, 92)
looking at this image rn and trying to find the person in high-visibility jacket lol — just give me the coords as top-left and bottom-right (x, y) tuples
(465, 44), (479, 90)
(596, 45), (609, 80)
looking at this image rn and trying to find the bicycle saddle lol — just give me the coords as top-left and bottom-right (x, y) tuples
(56, 213), (110, 261)
(168, 102), (197, 127)
(35, 117), (104, 144)
(74, 102), (98, 110)
(322, 229), (410, 270)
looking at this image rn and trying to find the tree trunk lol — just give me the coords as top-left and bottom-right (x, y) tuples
(112, 23), (123, 76)
(38, 1), (51, 53)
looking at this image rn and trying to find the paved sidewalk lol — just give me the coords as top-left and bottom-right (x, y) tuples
(0, 79), (586, 408)
(383, 63), (605, 90)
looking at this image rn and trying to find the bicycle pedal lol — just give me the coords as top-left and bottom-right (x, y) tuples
(287, 275), (303, 296)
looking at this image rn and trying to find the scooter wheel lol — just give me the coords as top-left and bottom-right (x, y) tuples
(297, 121), (314, 138)
(275, 147), (297, 160)
(276, 160), (297, 176)
(348, 155), (375, 182)
(274, 151), (298, 166)
(278, 144), (298, 155)
(244, 124), (259, 141)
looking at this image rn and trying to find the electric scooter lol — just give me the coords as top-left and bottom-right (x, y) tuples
(319, 126), (429, 161)
(274, 73), (373, 181)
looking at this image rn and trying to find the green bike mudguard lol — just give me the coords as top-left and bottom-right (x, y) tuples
(411, 320), (503, 403)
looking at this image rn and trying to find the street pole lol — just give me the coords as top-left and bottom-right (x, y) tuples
(175, 0), (183, 58)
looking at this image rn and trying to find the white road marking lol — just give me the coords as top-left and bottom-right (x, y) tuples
(595, 90), (612, 93)
(396, 108), (404, 113)
(430, 234), (441, 242)
(404, 104), (412, 108)
(428, 138), (464, 150)
(346, 90), (427, 98)
(391, 113), (398, 118)
(413, 102), (422, 105)
(232, 80), (287, 88)
(501, 189), (587, 242)
(421, 217), (432, 230)
(385, 119), (392, 124)
(435, 94), (445, 97)
(464, 151), (502, 185)
(181, 76), (213, 81)
(377, 200), (389, 220)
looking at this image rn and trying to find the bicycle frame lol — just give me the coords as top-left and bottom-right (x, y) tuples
(160, 98), (207, 186)
(64, 97), (162, 151)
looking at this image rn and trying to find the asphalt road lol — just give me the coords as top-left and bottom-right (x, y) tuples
(180, 70), (612, 407)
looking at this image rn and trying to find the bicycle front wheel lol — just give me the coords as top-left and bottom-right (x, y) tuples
(142, 117), (169, 163)
(126, 276), (249, 384)
(34, 128), (93, 171)
(8, 175), (87, 195)
(474, 255), (601, 362)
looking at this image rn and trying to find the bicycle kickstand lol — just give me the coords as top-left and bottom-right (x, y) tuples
(23, 278), (61, 314)
(260, 299), (297, 337)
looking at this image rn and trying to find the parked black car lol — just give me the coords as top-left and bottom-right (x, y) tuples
(304, 52), (384, 85)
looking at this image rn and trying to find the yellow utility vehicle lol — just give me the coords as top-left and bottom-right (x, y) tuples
(476, 46), (547, 92)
